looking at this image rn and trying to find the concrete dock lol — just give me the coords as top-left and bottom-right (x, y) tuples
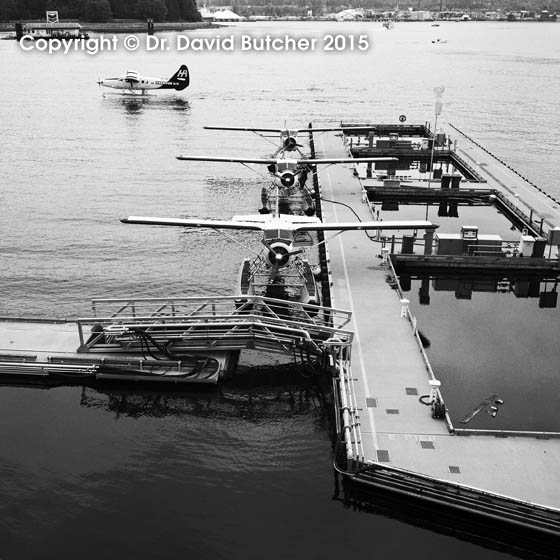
(314, 125), (560, 531)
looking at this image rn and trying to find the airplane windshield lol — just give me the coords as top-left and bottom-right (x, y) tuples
(264, 229), (292, 241)
(276, 163), (295, 172)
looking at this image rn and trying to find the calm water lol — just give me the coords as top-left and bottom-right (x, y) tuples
(1, 21), (560, 559)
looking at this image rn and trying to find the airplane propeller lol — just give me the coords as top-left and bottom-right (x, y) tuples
(282, 136), (301, 152)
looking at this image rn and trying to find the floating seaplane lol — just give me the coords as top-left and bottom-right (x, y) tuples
(97, 65), (190, 96)
(202, 124), (369, 158)
(121, 209), (438, 308)
(177, 152), (396, 215)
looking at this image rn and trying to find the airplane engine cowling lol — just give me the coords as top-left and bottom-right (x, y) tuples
(283, 137), (298, 151)
(267, 244), (291, 267)
(280, 172), (296, 187)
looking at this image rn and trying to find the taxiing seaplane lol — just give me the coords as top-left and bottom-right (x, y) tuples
(202, 124), (368, 158)
(176, 153), (396, 216)
(121, 211), (438, 308)
(97, 65), (190, 96)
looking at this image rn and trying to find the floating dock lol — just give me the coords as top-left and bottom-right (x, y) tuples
(2, 119), (560, 548)
(0, 296), (352, 386)
(313, 123), (560, 543)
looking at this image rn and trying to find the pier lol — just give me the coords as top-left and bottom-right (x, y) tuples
(313, 123), (560, 539)
(0, 295), (352, 385)
(1, 118), (560, 544)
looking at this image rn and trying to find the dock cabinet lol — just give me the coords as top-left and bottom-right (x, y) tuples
(435, 233), (503, 256)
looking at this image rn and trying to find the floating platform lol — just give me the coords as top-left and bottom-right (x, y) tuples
(0, 296), (352, 386)
(392, 254), (560, 275)
(363, 186), (494, 203)
(313, 123), (560, 542)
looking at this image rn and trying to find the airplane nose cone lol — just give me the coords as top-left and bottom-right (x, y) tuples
(280, 173), (295, 187)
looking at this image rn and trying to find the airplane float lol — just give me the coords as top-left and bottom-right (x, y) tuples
(176, 153), (396, 215)
(121, 211), (438, 306)
(97, 65), (190, 96)
(203, 125), (368, 158)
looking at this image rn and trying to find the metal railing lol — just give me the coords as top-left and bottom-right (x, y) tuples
(78, 295), (353, 357)
(330, 341), (363, 461)
(386, 254), (454, 432)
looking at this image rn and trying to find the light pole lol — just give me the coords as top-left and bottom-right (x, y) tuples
(426, 86), (444, 220)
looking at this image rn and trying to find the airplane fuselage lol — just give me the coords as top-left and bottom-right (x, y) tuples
(99, 76), (176, 90)
(98, 66), (190, 93)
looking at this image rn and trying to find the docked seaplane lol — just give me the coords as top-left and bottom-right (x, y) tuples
(203, 124), (368, 158)
(97, 65), (190, 96)
(121, 210), (438, 308)
(177, 152), (395, 216)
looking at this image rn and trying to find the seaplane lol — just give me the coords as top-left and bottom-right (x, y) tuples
(202, 124), (368, 158)
(176, 153), (396, 215)
(121, 210), (438, 308)
(97, 65), (190, 96)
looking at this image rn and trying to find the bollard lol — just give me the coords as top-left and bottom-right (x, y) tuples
(400, 298), (409, 318)
(429, 379), (441, 404)
(381, 248), (389, 264)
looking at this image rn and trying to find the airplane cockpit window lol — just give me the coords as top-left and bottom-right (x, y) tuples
(277, 162), (295, 172)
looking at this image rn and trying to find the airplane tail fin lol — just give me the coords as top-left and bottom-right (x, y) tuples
(168, 64), (190, 91)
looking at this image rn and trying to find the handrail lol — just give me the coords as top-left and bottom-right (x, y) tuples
(385, 255), (454, 432)
(78, 296), (355, 359)
(90, 295), (352, 329)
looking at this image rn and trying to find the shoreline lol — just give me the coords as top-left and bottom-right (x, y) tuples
(0, 21), (219, 33)
(1, 18), (557, 33)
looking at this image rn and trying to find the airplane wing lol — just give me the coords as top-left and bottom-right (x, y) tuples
(203, 126), (379, 133)
(233, 214), (321, 225)
(297, 157), (397, 165)
(176, 155), (276, 164)
(307, 127), (376, 133)
(203, 126), (285, 133)
(121, 216), (266, 231)
(294, 220), (439, 232)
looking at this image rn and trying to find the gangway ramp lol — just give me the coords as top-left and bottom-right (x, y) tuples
(79, 295), (353, 359)
(1, 296), (354, 385)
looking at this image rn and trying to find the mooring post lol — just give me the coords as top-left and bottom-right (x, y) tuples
(429, 379), (442, 404)
(400, 298), (409, 318)
(424, 229), (434, 255)
(381, 247), (389, 264)
(367, 131), (374, 178)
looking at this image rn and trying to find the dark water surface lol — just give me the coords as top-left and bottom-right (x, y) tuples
(1, 21), (560, 559)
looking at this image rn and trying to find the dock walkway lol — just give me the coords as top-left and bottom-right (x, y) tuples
(450, 123), (560, 238)
(315, 128), (560, 515)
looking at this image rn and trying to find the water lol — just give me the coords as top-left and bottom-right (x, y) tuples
(1, 21), (560, 559)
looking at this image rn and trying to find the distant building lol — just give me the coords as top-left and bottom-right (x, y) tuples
(199, 7), (243, 21)
(17, 11), (87, 40)
(334, 9), (364, 21)
(405, 10), (433, 20)
(23, 22), (84, 38)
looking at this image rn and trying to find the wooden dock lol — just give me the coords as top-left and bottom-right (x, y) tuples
(314, 125), (560, 537)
